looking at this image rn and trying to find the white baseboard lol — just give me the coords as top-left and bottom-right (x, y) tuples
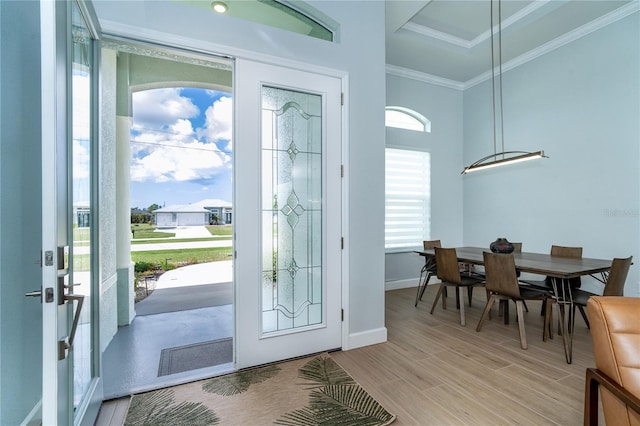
(384, 278), (416, 291)
(343, 327), (387, 350)
(385, 278), (441, 291)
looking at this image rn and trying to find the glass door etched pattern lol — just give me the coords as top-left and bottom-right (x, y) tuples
(261, 86), (323, 334)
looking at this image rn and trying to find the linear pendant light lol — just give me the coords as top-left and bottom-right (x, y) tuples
(462, 0), (547, 174)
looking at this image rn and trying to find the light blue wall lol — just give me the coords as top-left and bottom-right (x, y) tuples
(463, 13), (640, 295)
(94, 1), (387, 343)
(0, 1), (44, 423)
(384, 75), (464, 285)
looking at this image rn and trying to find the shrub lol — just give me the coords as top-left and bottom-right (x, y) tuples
(134, 261), (157, 273)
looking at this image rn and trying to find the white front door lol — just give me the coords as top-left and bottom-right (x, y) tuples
(234, 59), (343, 368)
(41, 1), (101, 424)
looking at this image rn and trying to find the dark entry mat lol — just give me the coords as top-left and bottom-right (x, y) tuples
(158, 337), (233, 377)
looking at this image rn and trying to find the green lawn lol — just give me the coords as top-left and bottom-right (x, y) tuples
(206, 225), (232, 236)
(130, 224), (233, 239)
(131, 247), (233, 267)
(130, 236), (232, 244)
(131, 223), (175, 239)
(73, 227), (90, 241)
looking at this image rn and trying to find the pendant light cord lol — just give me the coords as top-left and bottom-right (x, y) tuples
(498, 0), (505, 157)
(490, 0), (497, 158)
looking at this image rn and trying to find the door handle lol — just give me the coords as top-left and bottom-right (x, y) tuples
(25, 287), (54, 303)
(58, 294), (85, 360)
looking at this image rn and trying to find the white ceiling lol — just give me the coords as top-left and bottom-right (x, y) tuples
(386, 0), (638, 86)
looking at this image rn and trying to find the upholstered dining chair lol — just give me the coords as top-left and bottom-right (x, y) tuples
(584, 296), (640, 425)
(415, 240), (441, 307)
(430, 247), (484, 326)
(571, 256), (633, 330)
(476, 251), (554, 348)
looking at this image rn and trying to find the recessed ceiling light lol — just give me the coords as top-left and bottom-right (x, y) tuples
(211, 1), (228, 13)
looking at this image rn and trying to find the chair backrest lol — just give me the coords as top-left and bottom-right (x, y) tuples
(551, 245), (582, 258)
(423, 240), (442, 271)
(550, 245), (583, 287)
(587, 296), (640, 425)
(603, 256), (633, 296)
(434, 247), (462, 284)
(423, 240), (441, 250)
(483, 251), (520, 298)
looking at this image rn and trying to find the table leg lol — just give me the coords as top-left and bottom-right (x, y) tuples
(550, 277), (574, 364)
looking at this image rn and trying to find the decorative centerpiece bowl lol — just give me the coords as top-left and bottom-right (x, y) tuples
(490, 237), (514, 253)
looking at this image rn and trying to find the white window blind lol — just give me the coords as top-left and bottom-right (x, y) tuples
(385, 148), (431, 251)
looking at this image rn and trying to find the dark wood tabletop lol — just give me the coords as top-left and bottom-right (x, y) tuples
(417, 246), (612, 279)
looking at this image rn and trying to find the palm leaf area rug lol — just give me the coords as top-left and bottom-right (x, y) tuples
(125, 353), (396, 426)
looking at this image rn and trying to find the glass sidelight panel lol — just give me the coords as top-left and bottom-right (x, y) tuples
(71, 1), (93, 412)
(261, 86), (323, 334)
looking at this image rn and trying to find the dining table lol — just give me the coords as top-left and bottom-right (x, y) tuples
(416, 246), (613, 363)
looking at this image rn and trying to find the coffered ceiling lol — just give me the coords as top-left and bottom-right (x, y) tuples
(386, 0), (638, 87)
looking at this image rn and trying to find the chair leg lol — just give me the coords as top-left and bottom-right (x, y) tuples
(515, 300), (527, 349)
(414, 268), (425, 307)
(430, 284), (445, 315)
(577, 305), (590, 329)
(542, 298), (552, 341)
(503, 300), (510, 325)
(442, 286), (448, 309)
(546, 299), (555, 340)
(476, 295), (496, 332)
(485, 289), (493, 320)
(458, 286), (466, 326)
(455, 287), (460, 309)
(467, 286), (473, 307)
(414, 271), (431, 307)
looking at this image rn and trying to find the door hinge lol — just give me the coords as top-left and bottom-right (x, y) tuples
(341, 237), (344, 249)
(341, 309), (344, 321)
(341, 164), (344, 177)
(341, 92), (344, 106)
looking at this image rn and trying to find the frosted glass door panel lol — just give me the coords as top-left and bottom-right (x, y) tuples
(261, 87), (323, 334)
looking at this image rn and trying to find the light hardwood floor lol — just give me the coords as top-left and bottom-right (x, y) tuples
(96, 285), (599, 425)
(332, 286), (598, 425)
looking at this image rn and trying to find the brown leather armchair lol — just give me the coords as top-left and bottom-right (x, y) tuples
(585, 296), (640, 425)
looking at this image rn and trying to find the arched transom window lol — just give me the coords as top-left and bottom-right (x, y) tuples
(385, 106), (431, 133)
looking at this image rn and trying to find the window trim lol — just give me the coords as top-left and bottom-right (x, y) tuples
(385, 106), (431, 133)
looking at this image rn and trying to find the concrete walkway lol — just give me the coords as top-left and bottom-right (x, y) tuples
(131, 226), (232, 252)
(158, 226), (213, 238)
(155, 261), (233, 289)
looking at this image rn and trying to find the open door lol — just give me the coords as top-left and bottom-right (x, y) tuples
(40, 1), (101, 424)
(234, 59), (343, 368)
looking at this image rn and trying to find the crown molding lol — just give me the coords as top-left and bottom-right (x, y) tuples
(403, 0), (556, 49)
(469, 0), (555, 48)
(385, 64), (465, 90)
(464, 1), (640, 89)
(402, 22), (472, 49)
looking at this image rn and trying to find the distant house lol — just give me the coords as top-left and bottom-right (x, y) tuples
(192, 198), (233, 225)
(154, 199), (232, 227)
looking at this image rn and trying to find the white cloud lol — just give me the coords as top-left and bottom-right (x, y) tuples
(130, 88), (232, 184)
(132, 88), (199, 132)
(198, 96), (233, 145)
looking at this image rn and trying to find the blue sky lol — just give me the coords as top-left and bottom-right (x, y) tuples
(130, 87), (232, 210)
